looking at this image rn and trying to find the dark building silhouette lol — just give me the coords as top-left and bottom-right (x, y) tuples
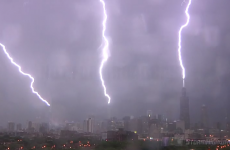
(201, 104), (209, 128)
(16, 123), (22, 131)
(8, 122), (15, 132)
(148, 118), (160, 129)
(139, 116), (149, 135)
(167, 122), (176, 132)
(39, 122), (49, 133)
(179, 87), (190, 129)
(123, 116), (131, 131)
(216, 122), (221, 130)
(60, 130), (78, 138)
(106, 128), (138, 141)
(28, 121), (32, 130)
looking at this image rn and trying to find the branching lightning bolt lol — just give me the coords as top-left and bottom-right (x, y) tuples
(178, 0), (192, 87)
(0, 43), (50, 106)
(99, 0), (111, 104)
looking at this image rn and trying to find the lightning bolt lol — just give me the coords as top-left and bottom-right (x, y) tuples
(178, 0), (192, 87)
(99, 0), (111, 104)
(0, 43), (50, 106)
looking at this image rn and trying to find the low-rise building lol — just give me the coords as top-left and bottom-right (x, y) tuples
(102, 128), (138, 141)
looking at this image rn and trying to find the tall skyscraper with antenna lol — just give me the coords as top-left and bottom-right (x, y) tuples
(179, 87), (190, 129)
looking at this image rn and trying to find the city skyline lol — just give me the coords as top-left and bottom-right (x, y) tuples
(0, 103), (222, 131)
(0, 0), (229, 125)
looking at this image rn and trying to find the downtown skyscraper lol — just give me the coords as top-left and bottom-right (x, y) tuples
(180, 87), (190, 129)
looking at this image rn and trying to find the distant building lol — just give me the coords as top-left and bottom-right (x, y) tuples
(87, 118), (94, 133)
(107, 118), (116, 131)
(201, 104), (209, 128)
(8, 122), (15, 132)
(129, 118), (138, 132)
(140, 116), (149, 135)
(16, 123), (22, 131)
(72, 122), (83, 132)
(93, 120), (102, 133)
(101, 121), (107, 132)
(107, 117), (122, 131)
(216, 122), (221, 130)
(28, 121), (32, 130)
(176, 120), (185, 133)
(60, 130), (78, 138)
(32, 122), (40, 132)
(149, 119), (161, 139)
(154, 114), (162, 121)
(123, 116), (131, 131)
(39, 123), (49, 133)
(65, 122), (75, 130)
(136, 116), (149, 136)
(179, 87), (190, 129)
(166, 109), (173, 122)
(27, 121), (35, 132)
(226, 122), (230, 132)
(147, 110), (152, 119)
(102, 128), (138, 141)
(167, 122), (176, 132)
(83, 120), (87, 132)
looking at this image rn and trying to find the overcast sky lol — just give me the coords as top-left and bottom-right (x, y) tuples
(0, 0), (229, 126)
